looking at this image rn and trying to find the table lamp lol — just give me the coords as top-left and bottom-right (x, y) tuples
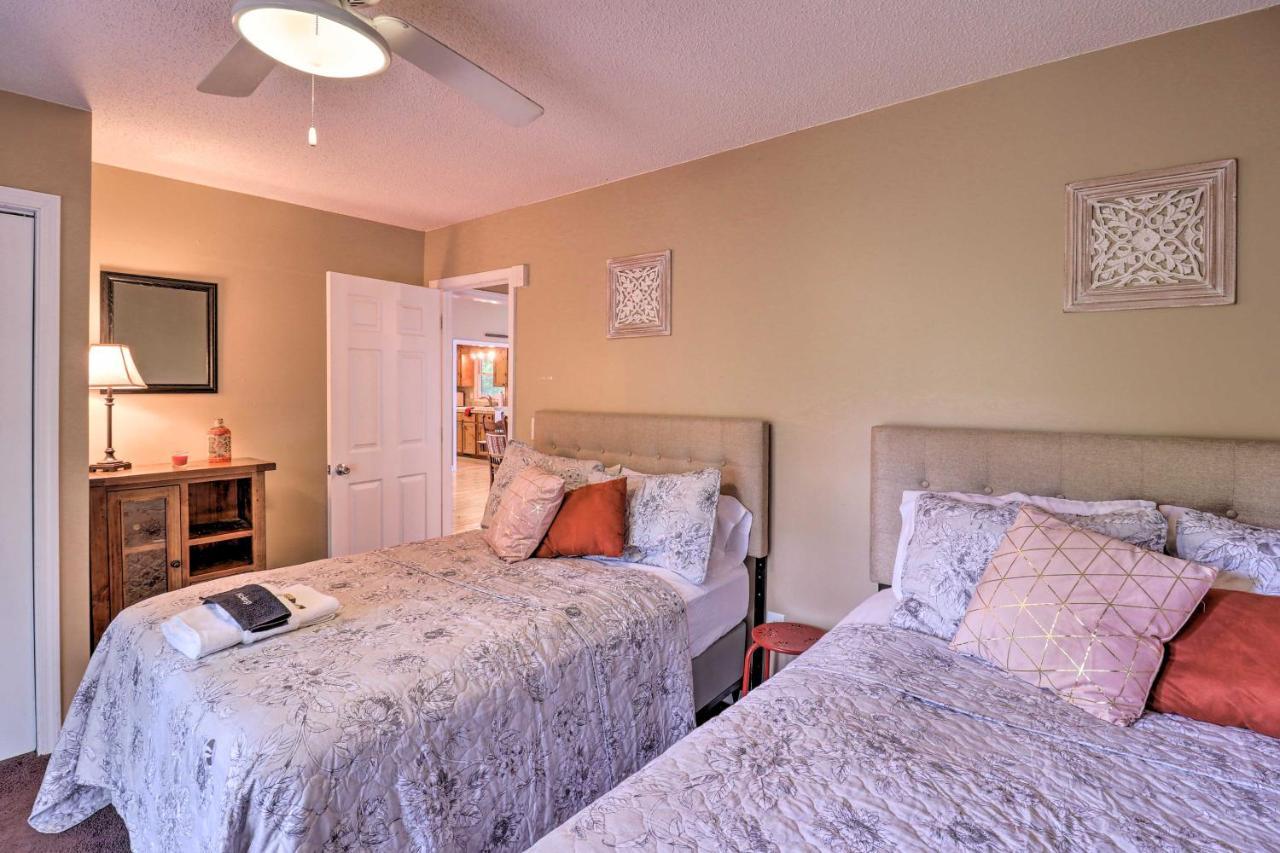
(89, 343), (147, 472)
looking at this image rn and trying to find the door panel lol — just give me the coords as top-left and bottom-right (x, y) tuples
(0, 210), (35, 760)
(399, 474), (429, 543)
(107, 486), (182, 617)
(328, 273), (444, 557)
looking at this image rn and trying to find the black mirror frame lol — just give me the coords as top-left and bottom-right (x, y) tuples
(100, 271), (218, 393)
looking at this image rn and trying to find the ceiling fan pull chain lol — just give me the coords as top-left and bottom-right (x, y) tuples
(306, 13), (318, 147)
(308, 74), (318, 147)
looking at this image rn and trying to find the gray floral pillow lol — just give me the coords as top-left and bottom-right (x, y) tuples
(620, 468), (722, 584)
(1175, 509), (1280, 595)
(891, 496), (1173, 641)
(482, 442), (605, 528)
(890, 495), (1021, 641)
(1054, 507), (1168, 553)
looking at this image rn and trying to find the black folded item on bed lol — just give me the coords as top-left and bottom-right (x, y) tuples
(200, 584), (290, 633)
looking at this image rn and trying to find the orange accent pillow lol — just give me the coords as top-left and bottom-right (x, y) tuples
(535, 477), (627, 558)
(1150, 588), (1280, 739)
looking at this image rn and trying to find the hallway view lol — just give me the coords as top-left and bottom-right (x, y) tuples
(452, 456), (490, 533)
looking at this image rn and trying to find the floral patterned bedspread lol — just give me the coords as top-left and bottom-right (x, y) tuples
(30, 531), (694, 852)
(538, 623), (1280, 852)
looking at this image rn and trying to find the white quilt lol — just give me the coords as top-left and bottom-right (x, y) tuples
(31, 531), (694, 851)
(540, 622), (1280, 851)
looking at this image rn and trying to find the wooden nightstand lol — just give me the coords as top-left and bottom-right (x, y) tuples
(89, 458), (275, 648)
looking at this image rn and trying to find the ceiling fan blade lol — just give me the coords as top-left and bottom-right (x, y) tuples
(197, 38), (276, 97)
(372, 16), (543, 127)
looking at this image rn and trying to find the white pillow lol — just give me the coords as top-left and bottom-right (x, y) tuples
(890, 490), (1157, 599)
(709, 495), (752, 572)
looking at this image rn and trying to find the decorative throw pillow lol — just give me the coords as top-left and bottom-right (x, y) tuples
(483, 468), (566, 562)
(482, 442), (605, 528)
(534, 477), (627, 558)
(1164, 507), (1280, 595)
(891, 495), (1170, 641)
(889, 494), (1020, 640)
(1149, 588), (1280, 739)
(951, 506), (1216, 726)
(620, 468), (722, 584)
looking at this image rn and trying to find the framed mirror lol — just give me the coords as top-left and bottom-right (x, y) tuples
(101, 271), (218, 393)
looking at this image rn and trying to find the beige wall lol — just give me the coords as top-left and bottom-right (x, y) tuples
(426, 10), (1280, 628)
(88, 165), (423, 686)
(0, 90), (93, 713)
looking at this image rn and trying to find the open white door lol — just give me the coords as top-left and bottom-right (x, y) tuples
(327, 273), (444, 557)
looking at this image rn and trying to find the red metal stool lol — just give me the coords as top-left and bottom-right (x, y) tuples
(742, 622), (826, 695)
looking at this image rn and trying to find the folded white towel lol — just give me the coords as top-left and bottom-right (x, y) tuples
(162, 583), (341, 660)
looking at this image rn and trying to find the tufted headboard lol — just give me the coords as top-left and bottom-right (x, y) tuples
(533, 410), (770, 558)
(870, 425), (1280, 586)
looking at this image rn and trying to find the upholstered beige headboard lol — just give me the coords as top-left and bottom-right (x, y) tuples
(533, 410), (770, 558)
(870, 425), (1280, 586)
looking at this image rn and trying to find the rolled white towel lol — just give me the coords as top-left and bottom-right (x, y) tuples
(162, 583), (341, 660)
(161, 599), (240, 660)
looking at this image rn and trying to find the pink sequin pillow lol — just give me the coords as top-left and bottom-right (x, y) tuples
(951, 505), (1215, 725)
(483, 467), (565, 562)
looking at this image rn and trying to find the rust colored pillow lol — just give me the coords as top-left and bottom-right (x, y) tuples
(1150, 588), (1280, 739)
(535, 477), (627, 558)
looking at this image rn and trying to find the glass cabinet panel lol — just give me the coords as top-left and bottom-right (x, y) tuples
(110, 487), (180, 611)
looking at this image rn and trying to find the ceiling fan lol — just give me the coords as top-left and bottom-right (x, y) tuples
(198, 0), (543, 127)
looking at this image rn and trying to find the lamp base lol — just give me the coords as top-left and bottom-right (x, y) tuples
(89, 458), (132, 473)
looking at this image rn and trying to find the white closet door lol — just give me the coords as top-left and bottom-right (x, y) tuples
(0, 210), (36, 759)
(327, 273), (444, 557)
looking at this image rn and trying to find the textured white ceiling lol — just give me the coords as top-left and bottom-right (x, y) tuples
(0, 1), (1270, 229)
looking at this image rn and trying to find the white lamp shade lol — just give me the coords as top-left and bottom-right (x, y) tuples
(233, 0), (391, 79)
(89, 344), (147, 389)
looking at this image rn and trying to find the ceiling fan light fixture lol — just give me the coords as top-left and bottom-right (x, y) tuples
(232, 0), (390, 79)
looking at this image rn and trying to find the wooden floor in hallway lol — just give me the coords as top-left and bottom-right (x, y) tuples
(453, 456), (490, 533)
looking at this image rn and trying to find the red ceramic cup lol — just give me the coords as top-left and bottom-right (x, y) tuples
(172, 452), (189, 467)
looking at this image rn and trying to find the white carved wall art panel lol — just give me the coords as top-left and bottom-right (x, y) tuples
(1065, 159), (1235, 312)
(607, 250), (671, 338)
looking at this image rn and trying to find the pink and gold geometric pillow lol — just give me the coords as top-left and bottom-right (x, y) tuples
(950, 505), (1216, 725)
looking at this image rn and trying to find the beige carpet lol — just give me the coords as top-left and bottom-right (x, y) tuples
(0, 752), (129, 851)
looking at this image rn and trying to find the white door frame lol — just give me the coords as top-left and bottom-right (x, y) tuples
(0, 185), (61, 754)
(430, 265), (525, 532)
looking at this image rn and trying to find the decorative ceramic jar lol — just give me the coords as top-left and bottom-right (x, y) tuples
(208, 418), (232, 463)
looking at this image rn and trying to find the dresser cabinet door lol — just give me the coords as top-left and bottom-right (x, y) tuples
(494, 350), (508, 388)
(107, 485), (183, 613)
(461, 421), (477, 455)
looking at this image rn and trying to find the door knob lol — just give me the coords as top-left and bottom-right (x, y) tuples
(169, 560), (181, 569)
(333, 464), (351, 476)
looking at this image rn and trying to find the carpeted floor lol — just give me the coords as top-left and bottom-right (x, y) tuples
(0, 752), (130, 851)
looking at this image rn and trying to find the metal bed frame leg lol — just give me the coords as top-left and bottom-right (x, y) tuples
(750, 556), (767, 690)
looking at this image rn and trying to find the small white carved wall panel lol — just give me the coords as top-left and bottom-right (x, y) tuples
(1065, 159), (1235, 312)
(607, 250), (671, 338)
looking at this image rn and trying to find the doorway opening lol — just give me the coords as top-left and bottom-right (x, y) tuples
(448, 291), (510, 532)
(431, 265), (523, 534)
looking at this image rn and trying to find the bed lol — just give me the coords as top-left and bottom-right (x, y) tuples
(537, 425), (1280, 851)
(31, 411), (770, 852)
